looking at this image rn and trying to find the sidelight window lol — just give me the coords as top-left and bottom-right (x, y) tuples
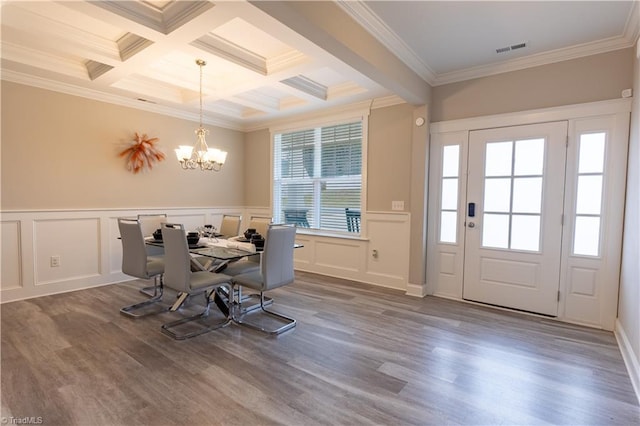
(439, 144), (460, 243)
(573, 132), (606, 256)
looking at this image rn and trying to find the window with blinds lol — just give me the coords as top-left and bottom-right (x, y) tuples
(273, 121), (362, 233)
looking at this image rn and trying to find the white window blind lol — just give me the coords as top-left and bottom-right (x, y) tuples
(273, 121), (362, 233)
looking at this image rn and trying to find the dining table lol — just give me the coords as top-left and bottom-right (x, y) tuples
(145, 235), (259, 267)
(144, 235), (301, 316)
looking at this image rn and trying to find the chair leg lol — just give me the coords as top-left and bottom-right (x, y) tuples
(138, 273), (163, 297)
(161, 286), (232, 340)
(215, 285), (273, 317)
(234, 291), (296, 335)
(139, 285), (157, 297)
(120, 281), (168, 318)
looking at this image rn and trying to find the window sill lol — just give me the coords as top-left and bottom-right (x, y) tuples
(294, 228), (369, 241)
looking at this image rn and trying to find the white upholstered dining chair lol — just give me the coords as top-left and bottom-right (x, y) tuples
(231, 224), (297, 334)
(137, 213), (167, 294)
(219, 214), (241, 238)
(248, 216), (272, 239)
(118, 218), (166, 317)
(160, 223), (234, 339)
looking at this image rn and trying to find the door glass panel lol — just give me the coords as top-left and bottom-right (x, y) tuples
(576, 175), (603, 215)
(514, 138), (545, 176)
(441, 178), (458, 210)
(481, 136), (546, 253)
(484, 178), (511, 212)
(439, 144), (460, 244)
(485, 142), (513, 176)
(440, 211), (457, 243)
(574, 216), (600, 256)
(573, 131), (606, 257)
(482, 213), (509, 248)
(512, 177), (542, 213)
(578, 133), (606, 173)
(442, 145), (460, 177)
(511, 215), (541, 251)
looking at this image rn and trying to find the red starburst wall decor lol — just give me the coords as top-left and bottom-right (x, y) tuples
(119, 132), (166, 174)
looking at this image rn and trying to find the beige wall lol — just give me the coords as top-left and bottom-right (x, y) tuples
(241, 104), (418, 214)
(243, 128), (271, 208)
(1, 82), (245, 210)
(431, 48), (634, 122)
(618, 43), (640, 384)
(367, 103), (414, 212)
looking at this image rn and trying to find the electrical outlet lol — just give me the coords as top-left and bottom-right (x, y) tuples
(50, 255), (61, 267)
(392, 201), (404, 211)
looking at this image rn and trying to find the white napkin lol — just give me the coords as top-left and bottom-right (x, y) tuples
(225, 241), (256, 253)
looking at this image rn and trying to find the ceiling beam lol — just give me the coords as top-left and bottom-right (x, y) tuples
(249, 0), (430, 105)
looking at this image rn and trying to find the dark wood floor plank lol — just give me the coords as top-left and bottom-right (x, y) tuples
(2, 271), (638, 425)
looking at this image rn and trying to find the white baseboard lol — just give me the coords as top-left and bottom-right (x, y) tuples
(406, 282), (428, 297)
(615, 319), (640, 404)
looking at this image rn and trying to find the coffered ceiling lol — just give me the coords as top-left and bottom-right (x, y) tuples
(1, 0), (392, 130)
(1, 1), (638, 131)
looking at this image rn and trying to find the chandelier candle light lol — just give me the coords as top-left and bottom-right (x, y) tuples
(175, 59), (227, 171)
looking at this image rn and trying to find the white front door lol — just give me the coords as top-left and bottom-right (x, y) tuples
(462, 121), (568, 316)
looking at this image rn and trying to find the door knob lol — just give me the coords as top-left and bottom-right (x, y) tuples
(468, 222), (475, 228)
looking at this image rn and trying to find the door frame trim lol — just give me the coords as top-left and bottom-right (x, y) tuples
(431, 98), (631, 134)
(428, 98), (632, 330)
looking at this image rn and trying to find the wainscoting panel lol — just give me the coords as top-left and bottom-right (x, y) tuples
(315, 240), (362, 272)
(1, 208), (412, 302)
(365, 213), (410, 289)
(34, 217), (101, 286)
(1, 220), (22, 291)
(1, 207), (247, 303)
(294, 212), (411, 292)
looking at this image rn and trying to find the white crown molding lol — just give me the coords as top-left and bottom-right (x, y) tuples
(1, 70), (245, 131)
(265, 100), (372, 134)
(1, 70), (402, 133)
(191, 34), (267, 75)
(281, 75), (327, 100)
(246, 94), (405, 133)
(335, 0), (436, 84)
(117, 32), (153, 61)
(370, 94), (405, 110)
(3, 4), (121, 62)
(327, 81), (367, 100)
(433, 35), (638, 86)
(267, 50), (309, 74)
(163, 1), (215, 35)
(92, 0), (164, 33)
(339, 0), (640, 88)
(623, 0), (640, 43)
(1, 42), (89, 80)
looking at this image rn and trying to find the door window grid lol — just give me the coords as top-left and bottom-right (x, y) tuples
(481, 139), (545, 252)
(573, 132), (606, 257)
(439, 145), (460, 243)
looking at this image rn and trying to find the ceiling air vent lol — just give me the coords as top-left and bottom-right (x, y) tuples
(496, 42), (527, 54)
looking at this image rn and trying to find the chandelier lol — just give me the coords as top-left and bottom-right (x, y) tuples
(175, 59), (227, 171)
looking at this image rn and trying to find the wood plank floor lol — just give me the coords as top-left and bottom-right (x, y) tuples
(2, 272), (638, 425)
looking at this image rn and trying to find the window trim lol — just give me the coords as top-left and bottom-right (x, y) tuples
(269, 111), (369, 237)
